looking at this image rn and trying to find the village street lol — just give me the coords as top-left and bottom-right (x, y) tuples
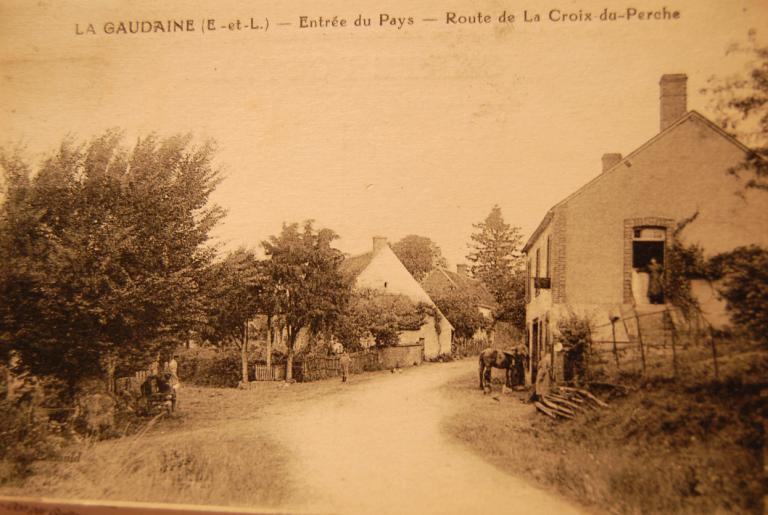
(262, 360), (582, 515)
(8, 360), (584, 515)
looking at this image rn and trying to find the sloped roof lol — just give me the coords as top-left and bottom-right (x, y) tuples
(522, 111), (757, 253)
(422, 268), (498, 309)
(340, 251), (373, 281)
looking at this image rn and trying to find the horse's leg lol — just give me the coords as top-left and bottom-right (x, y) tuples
(478, 357), (485, 390)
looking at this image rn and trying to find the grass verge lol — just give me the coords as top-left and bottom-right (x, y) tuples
(442, 350), (766, 514)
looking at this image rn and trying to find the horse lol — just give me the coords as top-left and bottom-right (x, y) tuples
(478, 347), (528, 392)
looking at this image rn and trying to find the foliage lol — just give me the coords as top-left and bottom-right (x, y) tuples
(556, 312), (592, 382)
(199, 249), (265, 383)
(664, 214), (707, 317)
(261, 221), (350, 379)
(707, 245), (768, 344)
(391, 235), (447, 281)
(334, 289), (431, 348)
(0, 364), (68, 482)
(466, 205), (525, 328)
(176, 347), (261, 388)
(432, 290), (488, 343)
(0, 131), (223, 388)
(703, 30), (768, 191)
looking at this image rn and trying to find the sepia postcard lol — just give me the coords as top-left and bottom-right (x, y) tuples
(1, 1), (767, 514)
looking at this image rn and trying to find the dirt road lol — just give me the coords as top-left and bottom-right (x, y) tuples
(268, 360), (582, 515)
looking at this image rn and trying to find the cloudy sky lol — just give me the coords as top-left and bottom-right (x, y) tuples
(1, 0), (766, 265)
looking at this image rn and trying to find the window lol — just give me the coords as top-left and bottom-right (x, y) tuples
(546, 235), (552, 278)
(535, 248), (541, 296)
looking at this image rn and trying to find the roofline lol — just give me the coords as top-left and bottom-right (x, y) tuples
(522, 110), (757, 253)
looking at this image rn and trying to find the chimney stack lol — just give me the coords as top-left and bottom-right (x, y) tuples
(602, 153), (622, 172)
(456, 264), (469, 276)
(372, 236), (388, 253)
(660, 74), (687, 132)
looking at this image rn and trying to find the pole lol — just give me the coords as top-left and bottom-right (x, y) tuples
(634, 312), (646, 377)
(610, 319), (620, 371)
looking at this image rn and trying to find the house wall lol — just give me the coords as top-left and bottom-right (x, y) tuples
(523, 113), (768, 381)
(560, 115), (768, 325)
(354, 245), (453, 357)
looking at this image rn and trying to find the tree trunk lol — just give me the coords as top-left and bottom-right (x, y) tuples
(101, 351), (117, 394)
(266, 314), (273, 369)
(285, 328), (296, 382)
(241, 322), (249, 385)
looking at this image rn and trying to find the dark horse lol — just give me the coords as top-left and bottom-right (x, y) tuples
(478, 347), (527, 392)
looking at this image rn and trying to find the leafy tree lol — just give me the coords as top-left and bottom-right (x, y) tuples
(0, 131), (223, 390)
(200, 249), (263, 385)
(261, 221), (349, 380)
(466, 205), (526, 328)
(334, 289), (431, 348)
(708, 245), (768, 344)
(431, 290), (488, 344)
(391, 235), (447, 281)
(703, 30), (768, 191)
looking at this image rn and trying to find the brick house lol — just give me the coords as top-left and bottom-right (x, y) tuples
(421, 264), (498, 343)
(341, 237), (454, 358)
(522, 74), (768, 382)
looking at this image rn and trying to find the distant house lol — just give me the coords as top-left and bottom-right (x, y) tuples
(523, 74), (768, 381)
(341, 237), (454, 358)
(421, 264), (497, 342)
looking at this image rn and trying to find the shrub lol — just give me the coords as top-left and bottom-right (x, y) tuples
(176, 347), (262, 388)
(556, 313), (592, 383)
(0, 365), (68, 482)
(708, 245), (768, 344)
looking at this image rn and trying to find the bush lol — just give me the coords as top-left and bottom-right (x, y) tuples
(708, 245), (768, 344)
(176, 347), (262, 388)
(556, 313), (592, 383)
(0, 365), (68, 482)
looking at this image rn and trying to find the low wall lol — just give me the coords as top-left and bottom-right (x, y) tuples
(378, 344), (423, 369)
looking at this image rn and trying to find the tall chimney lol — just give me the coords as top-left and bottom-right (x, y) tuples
(372, 236), (388, 253)
(660, 74), (687, 132)
(456, 264), (469, 276)
(601, 153), (622, 172)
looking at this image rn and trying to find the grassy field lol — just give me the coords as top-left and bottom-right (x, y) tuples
(443, 347), (767, 514)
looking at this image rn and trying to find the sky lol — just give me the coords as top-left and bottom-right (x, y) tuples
(1, 0), (766, 266)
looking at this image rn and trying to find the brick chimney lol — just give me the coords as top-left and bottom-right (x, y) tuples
(372, 236), (388, 253)
(602, 153), (622, 172)
(660, 74), (687, 132)
(456, 264), (469, 276)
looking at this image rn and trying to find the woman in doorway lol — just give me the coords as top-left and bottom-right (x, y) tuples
(647, 257), (664, 304)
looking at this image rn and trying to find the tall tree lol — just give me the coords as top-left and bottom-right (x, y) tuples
(391, 235), (447, 281)
(467, 205), (526, 328)
(703, 30), (768, 191)
(261, 221), (349, 381)
(0, 131), (223, 390)
(200, 249), (263, 385)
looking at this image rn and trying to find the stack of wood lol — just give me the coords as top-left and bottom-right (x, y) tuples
(534, 386), (609, 420)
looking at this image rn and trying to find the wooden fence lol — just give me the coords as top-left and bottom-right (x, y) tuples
(253, 363), (286, 381)
(452, 338), (488, 358)
(581, 307), (723, 382)
(295, 350), (379, 382)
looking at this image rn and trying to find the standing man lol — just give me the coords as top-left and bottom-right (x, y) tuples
(339, 349), (351, 383)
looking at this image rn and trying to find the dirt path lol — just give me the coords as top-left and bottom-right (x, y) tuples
(267, 360), (583, 515)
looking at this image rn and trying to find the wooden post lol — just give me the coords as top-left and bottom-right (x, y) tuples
(610, 319), (620, 371)
(634, 312), (646, 377)
(669, 313), (679, 380)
